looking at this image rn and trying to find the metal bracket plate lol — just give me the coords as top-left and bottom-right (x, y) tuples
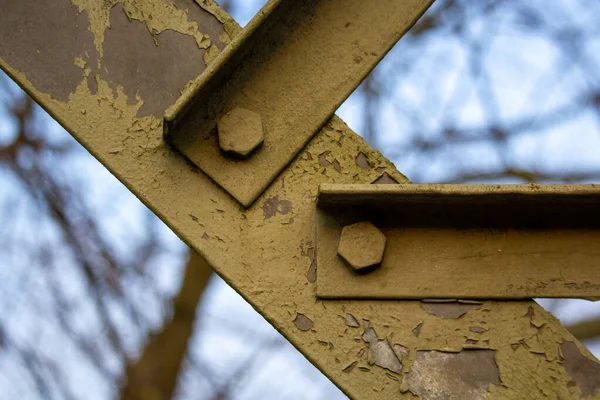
(316, 183), (600, 299)
(164, 0), (433, 207)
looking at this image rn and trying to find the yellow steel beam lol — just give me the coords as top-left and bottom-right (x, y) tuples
(317, 183), (600, 299)
(164, 0), (434, 207)
(1, 0), (599, 398)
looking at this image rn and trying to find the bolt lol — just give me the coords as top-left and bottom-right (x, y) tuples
(217, 107), (264, 158)
(337, 221), (386, 273)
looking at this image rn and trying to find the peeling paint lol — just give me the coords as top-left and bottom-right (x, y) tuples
(412, 320), (424, 336)
(355, 151), (371, 169)
(262, 196), (292, 219)
(560, 340), (600, 397)
(293, 313), (313, 331)
(421, 302), (481, 319)
(343, 361), (357, 373)
(368, 339), (402, 374)
(406, 350), (501, 400)
(372, 172), (398, 184)
(469, 326), (487, 333)
(345, 313), (360, 328)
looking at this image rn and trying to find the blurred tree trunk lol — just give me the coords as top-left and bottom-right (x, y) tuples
(121, 251), (213, 400)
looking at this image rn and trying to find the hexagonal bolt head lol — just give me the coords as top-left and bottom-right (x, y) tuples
(338, 221), (387, 274)
(217, 107), (264, 158)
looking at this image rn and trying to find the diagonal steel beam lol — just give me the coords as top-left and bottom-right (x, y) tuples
(1, 0), (599, 398)
(164, 0), (435, 207)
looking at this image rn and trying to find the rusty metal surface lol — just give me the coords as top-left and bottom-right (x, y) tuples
(164, 0), (434, 207)
(317, 184), (600, 299)
(2, 1), (600, 398)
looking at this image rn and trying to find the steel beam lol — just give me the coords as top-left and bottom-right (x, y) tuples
(1, 0), (599, 398)
(317, 184), (600, 299)
(164, 0), (434, 207)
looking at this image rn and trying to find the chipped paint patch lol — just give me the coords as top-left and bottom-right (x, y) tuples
(293, 313), (313, 331)
(345, 313), (360, 328)
(368, 339), (402, 374)
(406, 350), (501, 400)
(421, 302), (481, 319)
(262, 196), (292, 219)
(355, 152), (371, 169)
(372, 172), (398, 184)
(560, 340), (600, 397)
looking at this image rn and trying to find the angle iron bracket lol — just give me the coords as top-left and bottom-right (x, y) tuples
(317, 183), (600, 299)
(164, 0), (433, 207)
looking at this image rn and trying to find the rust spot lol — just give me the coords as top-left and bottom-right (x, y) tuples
(345, 313), (360, 328)
(262, 195), (292, 218)
(102, 4), (208, 117)
(343, 361), (357, 373)
(306, 247), (316, 283)
(406, 350), (501, 400)
(372, 172), (398, 184)
(355, 152), (371, 169)
(560, 340), (600, 397)
(421, 302), (481, 319)
(412, 321), (424, 336)
(293, 313), (313, 331)
(0, 0), (97, 101)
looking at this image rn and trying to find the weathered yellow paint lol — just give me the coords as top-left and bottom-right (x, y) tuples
(1, 1), (599, 398)
(71, 0), (214, 57)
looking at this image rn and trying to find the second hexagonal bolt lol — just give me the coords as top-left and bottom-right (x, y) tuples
(217, 107), (264, 158)
(337, 221), (387, 274)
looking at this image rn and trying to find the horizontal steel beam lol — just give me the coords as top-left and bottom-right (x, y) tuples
(317, 184), (600, 299)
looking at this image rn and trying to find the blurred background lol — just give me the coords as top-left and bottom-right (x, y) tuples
(1, 0), (600, 398)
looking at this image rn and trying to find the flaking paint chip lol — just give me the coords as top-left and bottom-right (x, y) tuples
(293, 313), (313, 331)
(345, 313), (360, 328)
(369, 339), (402, 374)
